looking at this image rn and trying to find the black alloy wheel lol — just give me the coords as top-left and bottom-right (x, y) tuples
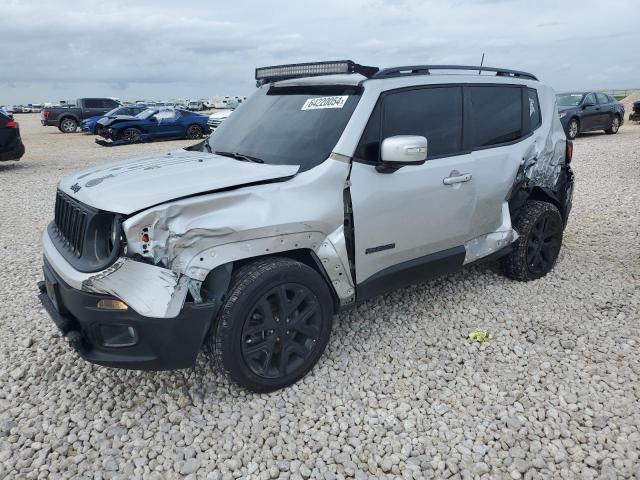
(525, 213), (562, 275)
(122, 128), (141, 142)
(211, 257), (334, 392)
(241, 284), (322, 379)
(502, 200), (564, 281)
(186, 124), (203, 139)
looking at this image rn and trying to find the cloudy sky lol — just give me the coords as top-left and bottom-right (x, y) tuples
(1, 0), (638, 104)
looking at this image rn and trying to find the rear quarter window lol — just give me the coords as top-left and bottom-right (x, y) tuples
(469, 86), (523, 148)
(527, 88), (542, 131)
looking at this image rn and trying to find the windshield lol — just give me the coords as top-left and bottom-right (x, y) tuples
(136, 108), (157, 119)
(557, 93), (584, 107)
(106, 107), (123, 116)
(207, 85), (361, 172)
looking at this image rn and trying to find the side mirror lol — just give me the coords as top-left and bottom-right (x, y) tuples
(380, 135), (428, 167)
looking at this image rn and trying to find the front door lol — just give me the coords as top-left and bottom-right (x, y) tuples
(580, 93), (600, 131)
(350, 85), (476, 287)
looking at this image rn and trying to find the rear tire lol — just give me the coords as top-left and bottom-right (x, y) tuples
(605, 115), (620, 134)
(58, 117), (78, 133)
(566, 118), (579, 140)
(210, 257), (334, 392)
(502, 201), (564, 282)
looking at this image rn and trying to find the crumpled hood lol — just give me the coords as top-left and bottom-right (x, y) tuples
(58, 149), (300, 214)
(98, 115), (138, 126)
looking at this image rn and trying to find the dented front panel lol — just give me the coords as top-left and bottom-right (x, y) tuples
(122, 158), (355, 306)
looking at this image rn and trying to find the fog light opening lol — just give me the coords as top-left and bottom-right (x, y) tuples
(97, 299), (129, 311)
(100, 324), (139, 348)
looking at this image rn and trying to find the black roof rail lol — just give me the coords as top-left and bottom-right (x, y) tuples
(373, 65), (538, 81)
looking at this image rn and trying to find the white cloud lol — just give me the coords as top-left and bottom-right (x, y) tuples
(0, 0), (638, 103)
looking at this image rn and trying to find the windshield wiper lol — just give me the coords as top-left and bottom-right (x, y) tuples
(214, 151), (264, 164)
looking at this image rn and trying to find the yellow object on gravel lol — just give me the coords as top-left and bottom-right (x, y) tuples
(468, 330), (491, 344)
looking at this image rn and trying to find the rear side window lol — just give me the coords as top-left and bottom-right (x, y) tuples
(527, 88), (541, 131)
(469, 86), (522, 148)
(596, 93), (609, 104)
(84, 99), (102, 108)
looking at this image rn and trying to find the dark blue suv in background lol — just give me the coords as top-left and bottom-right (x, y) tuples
(557, 92), (624, 139)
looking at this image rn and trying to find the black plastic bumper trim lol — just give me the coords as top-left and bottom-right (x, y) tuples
(39, 259), (219, 370)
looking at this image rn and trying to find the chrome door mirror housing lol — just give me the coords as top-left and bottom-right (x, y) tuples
(380, 135), (428, 165)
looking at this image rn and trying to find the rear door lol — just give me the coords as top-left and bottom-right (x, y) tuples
(350, 85), (477, 286)
(595, 93), (613, 128)
(580, 93), (600, 131)
(82, 99), (108, 118)
(463, 85), (531, 239)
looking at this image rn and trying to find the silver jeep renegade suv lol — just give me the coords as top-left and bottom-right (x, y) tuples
(39, 61), (574, 392)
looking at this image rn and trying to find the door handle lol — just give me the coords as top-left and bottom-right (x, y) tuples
(443, 172), (472, 185)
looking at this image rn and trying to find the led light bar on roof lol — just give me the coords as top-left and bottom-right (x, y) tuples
(255, 60), (378, 85)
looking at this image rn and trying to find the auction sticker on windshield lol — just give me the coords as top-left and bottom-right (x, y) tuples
(301, 96), (349, 110)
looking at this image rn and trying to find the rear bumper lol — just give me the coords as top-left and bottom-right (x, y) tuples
(39, 259), (219, 370)
(41, 119), (57, 127)
(0, 138), (25, 161)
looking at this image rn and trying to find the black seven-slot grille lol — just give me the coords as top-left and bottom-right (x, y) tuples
(53, 191), (88, 257)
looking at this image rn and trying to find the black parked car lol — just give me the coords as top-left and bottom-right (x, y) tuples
(0, 110), (25, 162)
(557, 92), (624, 139)
(629, 101), (640, 122)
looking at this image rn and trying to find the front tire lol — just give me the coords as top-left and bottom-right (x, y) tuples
(567, 118), (579, 140)
(211, 257), (334, 392)
(58, 117), (78, 133)
(605, 115), (620, 134)
(121, 128), (141, 142)
(186, 124), (203, 139)
(502, 201), (564, 282)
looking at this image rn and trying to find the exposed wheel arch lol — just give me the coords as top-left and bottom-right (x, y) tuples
(199, 249), (341, 314)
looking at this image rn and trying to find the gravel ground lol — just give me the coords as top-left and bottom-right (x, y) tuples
(1, 114), (639, 480)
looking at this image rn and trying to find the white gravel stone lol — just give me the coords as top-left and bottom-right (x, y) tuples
(1, 115), (639, 479)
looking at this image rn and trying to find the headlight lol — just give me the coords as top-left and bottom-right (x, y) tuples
(110, 216), (121, 251)
(559, 112), (566, 119)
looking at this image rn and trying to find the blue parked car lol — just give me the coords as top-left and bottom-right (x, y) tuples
(81, 105), (148, 135)
(96, 107), (211, 144)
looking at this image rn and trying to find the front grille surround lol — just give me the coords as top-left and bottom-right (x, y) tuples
(54, 191), (89, 257)
(49, 190), (122, 272)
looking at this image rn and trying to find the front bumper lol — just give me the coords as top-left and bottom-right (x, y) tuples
(39, 260), (218, 370)
(630, 112), (640, 122)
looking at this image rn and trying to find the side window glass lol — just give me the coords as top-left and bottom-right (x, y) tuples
(527, 88), (541, 131)
(381, 86), (463, 159)
(84, 99), (101, 108)
(583, 93), (597, 105)
(596, 93), (608, 104)
(469, 86), (523, 148)
(354, 102), (381, 162)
